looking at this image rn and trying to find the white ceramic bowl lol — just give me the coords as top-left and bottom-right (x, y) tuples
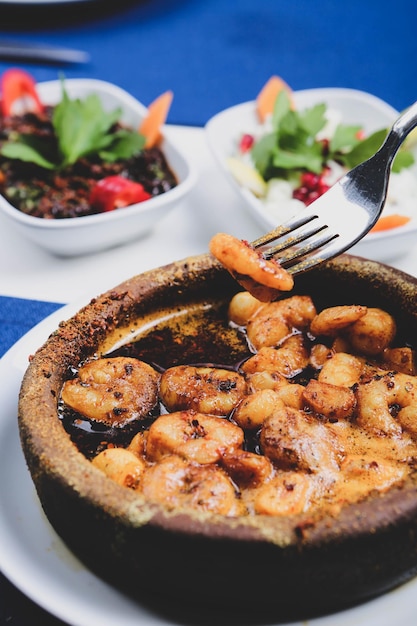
(0, 79), (196, 257)
(206, 88), (417, 262)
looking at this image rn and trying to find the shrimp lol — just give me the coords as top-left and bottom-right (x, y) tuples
(356, 371), (417, 438)
(246, 295), (316, 350)
(92, 447), (145, 489)
(245, 334), (310, 379)
(318, 351), (363, 388)
(310, 305), (367, 337)
(209, 232), (294, 302)
(241, 345), (306, 407)
(145, 410), (244, 464)
(346, 307), (396, 356)
(221, 449), (274, 487)
(383, 346), (416, 376)
(228, 291), (264, 326)
(61, 357), (160, 427)
(242, 340), (308, 379)
(253, 472), (319, 516)
(302, 379), (357, 421)
(233, 388), (285, 430)
(260, 406), (343, 473)
(141, 455), (242, 516)
(159, 365), (246, 415)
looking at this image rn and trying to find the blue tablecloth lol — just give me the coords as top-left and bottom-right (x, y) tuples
(0, 296), (63, 357)
(1, 0), (417, 623)
(1, 0), (417, 127)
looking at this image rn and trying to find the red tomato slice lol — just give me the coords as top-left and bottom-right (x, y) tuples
(90, 176), (152, 213)
(1, 68), (44, 117)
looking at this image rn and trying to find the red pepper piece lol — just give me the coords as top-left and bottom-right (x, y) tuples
(89, 175), (152, 213)
(1, 68), (44, 117)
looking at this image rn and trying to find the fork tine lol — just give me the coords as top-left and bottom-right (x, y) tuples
(286, 244), (340, 274)
(277, 232), (339, 268)
(251, 213), (318, 249)
(261, 223), (331, 257)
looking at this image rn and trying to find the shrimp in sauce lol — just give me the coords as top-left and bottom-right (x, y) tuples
(61, 357), (160, 427)
(60, 290), (417, 521)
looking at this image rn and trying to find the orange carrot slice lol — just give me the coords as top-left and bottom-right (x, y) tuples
(370, 214), (411, 233)
(139, 90), (173, 148)
(256, 75), (294, 123)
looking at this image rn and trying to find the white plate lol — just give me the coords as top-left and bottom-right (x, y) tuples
(206, 88), (417, 263)
(0, 79), (196, 257)
(1, 302), (417, 625)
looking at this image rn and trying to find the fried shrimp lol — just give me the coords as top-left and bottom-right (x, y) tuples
(61, 357), (160, 426)
(246, 295), (316, 350)
(243, 338), (309, 379)
(228, 291), (264, 326)
(233, 388), (284, 430)
(383, 346), (416, 375)
(221, 449), (274, 487)
(356, 371), (417, 438)
(92, 448), (145, 489)
(159, 365), (246, 415)
(318, 351), (363, 388)
(141, 455), (242, 516)
(209, 232), (294, 301)
(242, 347), (305, 408)
(253, 472), (318, 516)
(346, 307), (396, 356)
(310, 305), (368, 337)
(146, 410), (244, 464)
(303, 379), (357, 421)
(260, 406), (342, 473)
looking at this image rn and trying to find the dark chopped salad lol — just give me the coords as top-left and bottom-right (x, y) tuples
(0, 69), (177, 219)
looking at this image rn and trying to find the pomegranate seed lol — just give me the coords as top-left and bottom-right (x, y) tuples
(294, 167), (332, 206)
(306, 190), (320, 205)
(301, 172), (320, 190)
(293, 187), (309, 202)
(239, 133), (255, 153)
(317, 181), (330, 195)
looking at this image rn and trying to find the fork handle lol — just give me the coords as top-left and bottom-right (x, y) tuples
(379, 100), (417, 165)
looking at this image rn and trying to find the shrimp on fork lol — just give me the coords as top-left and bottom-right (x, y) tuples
(209, 232), (294, 302)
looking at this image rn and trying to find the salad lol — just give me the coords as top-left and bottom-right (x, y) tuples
(227, 76), (417, 233)
(0, 69), (176, 219)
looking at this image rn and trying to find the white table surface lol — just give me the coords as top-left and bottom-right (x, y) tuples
(1, 124), (417, 305)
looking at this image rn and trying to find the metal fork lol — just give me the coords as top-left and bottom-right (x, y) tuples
(251, 100), (417, 275)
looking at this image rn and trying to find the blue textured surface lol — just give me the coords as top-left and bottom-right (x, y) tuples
(0, 296), (62, 357)
(0, 0), (416, 127)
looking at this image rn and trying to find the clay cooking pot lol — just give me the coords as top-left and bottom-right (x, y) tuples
(18, 253), (417, 621)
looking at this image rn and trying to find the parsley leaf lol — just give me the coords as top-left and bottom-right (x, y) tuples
(0, 136), (56, 169)
(0, 79), (146, 170)
(298, 103), (327, 137)
(329, 124), (362, 154)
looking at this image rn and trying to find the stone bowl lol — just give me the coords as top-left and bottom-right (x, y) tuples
(17, 252), (417, 622)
